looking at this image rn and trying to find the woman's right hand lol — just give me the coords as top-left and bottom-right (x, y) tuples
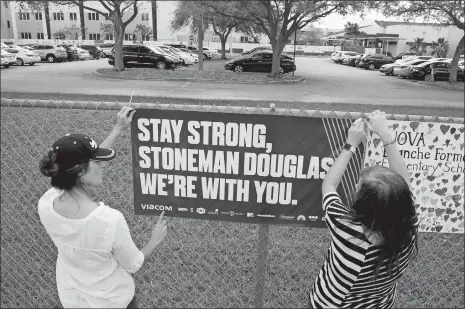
(365, 110), (390, 139)
(151, 211), (167, 246)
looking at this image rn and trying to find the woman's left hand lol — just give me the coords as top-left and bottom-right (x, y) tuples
(115, 106), (135, 132)
(347, 118), (367, 147)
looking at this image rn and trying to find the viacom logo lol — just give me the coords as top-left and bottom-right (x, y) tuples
(308, 216), (318, 221)
(297, 215), (306, 221)
(196, 208), (206, 214)
(247, 213), (254, 218)
(280, 214), (295, 221)
(178, 207), (188, 212)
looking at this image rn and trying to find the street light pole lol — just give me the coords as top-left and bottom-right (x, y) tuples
(293, 27), (297, 76)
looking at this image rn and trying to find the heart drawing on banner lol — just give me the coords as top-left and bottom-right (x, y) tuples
(427, 175), (436, 181)
(373, 138), (381, 148)
(428, 123), (434, 129)
(440, 125), (450, 135)
(452, 174), (460, 182)
(450, 127), (456, 134)
(410, 122), (419, 131)
(434, 188), (447, 196)
(453, 185), (461, 193)
(459, 127), (464, 133)
(435, 209), (446, 216)
(454, 134), (460, 140)
(433, 136), (439, 143)
(393, 123), (399, 130)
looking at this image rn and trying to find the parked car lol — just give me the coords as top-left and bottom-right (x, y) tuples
(57, 44), (79, 61)
(242, 46), (272, 56)
(224, 50), (296, 74)
(4, 46), (41, 66)
(407, 61), (465, 81)
(358, 54), (395, 70)
(158, 45), (195, 65)
(394, 52), (417, 60)
(1, 42), (9, 50)
(342, 53), (360, 66)
(30, 44), (67, 63)
(332, 51), (359, 64)
(157, 45), (187, 66)
(338, 51), (359, 64)
(78, 44), (104, 60)
(393, 59), (431, 77)
(108, 44), (178, 69)
(1, 49), (17, 68)
(354, 54), (367, 67)
(97, 43), (115, 57)
(184, 45), (210, 60)
(75, 47), (91, 60)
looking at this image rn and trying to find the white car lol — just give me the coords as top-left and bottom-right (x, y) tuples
(4, 46), (41, 66)
(1, 42), (9, 50)
(202, 47), (219, 59)
(0, 50), (17, 68)
(75, 47), (91, 60)
(333, 51), (359, 63)
(158, 45), (195, 65)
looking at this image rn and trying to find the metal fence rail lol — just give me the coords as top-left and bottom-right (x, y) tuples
(1, 98), (463, 308)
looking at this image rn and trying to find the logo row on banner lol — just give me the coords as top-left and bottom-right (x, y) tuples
(130, 109), (464, 233)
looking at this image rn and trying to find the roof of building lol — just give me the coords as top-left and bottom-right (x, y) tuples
(374, 20), (447, 27)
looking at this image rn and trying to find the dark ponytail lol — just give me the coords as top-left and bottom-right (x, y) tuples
(39, 150), (89, 191)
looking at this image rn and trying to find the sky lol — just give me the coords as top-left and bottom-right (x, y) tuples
(317, 11), (388, 30)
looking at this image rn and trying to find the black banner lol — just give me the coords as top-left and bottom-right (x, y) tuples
(130, 109), (360, 227)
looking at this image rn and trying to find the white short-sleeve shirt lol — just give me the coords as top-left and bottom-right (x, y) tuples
(38, 188), (144, 308)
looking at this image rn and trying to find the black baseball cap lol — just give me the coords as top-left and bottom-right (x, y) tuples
(51, 133), (115, 171)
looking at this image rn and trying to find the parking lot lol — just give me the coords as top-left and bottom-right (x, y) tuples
(1, 56), (464, 108)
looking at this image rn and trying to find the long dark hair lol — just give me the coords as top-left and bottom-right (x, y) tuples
(350, 166), (418, 278)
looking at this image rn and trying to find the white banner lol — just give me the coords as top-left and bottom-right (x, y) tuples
(364, 121), (464, 233)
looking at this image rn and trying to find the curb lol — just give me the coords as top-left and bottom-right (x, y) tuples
(92, 71), (305, 84)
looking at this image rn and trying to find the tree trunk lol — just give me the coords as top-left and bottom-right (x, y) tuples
(79, 0), (85, 40)
(220, 37), (227, 59)
(449, 35), (464, 83)
(44, 1), (51, 40)
(114, 15), (125, 71)
(271, 39), (286, 77)
(151, 0), (157, 41)
(198, 13), (204, 71)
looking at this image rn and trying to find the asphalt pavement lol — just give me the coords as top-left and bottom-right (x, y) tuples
(1, 57), (464, 110)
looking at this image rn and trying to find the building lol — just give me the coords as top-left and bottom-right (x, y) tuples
(0, 1), (181, 43)
(321, 20), (463, 57)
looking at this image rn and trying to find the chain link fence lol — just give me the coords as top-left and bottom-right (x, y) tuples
(1, 98), (463, 308)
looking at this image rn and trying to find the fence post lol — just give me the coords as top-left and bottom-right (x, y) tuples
(253, 224), (270, 308)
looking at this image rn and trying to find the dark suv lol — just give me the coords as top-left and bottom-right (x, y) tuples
(224, 50), (296, 74)
(58, 44), (79, 61)
(108, 45), (179, 69)
(407, 61), (465, 81)
(78, 44), (104, 60)
(358, 54), (395, 70)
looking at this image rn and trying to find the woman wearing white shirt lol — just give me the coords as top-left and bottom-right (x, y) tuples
(38, 106), (167, 308)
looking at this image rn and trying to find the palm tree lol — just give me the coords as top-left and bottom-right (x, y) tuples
(431, 37), (449, 58)
(409, 37), (427, 55)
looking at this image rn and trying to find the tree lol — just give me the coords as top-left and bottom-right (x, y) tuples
(54, 29), (67, 40)
(171, 1), (261, 60)
(78, 0), (86, 39)
(100, 23), (115, 40)
(298, 29), (324, 45)
(64, 24), (83, 41)
(204, 0), (368, 76)
(62, 0), (141, 71)
(344, 22), (361, 36)
(151, 0), (157, 40)
(373, 0), (464, 82)
(409, 37), (427, 55)
(431, 37), (449, 58)
(135, 24), (153, 42)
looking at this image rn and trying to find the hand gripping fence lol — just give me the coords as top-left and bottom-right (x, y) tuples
(1, 98), (463, 308)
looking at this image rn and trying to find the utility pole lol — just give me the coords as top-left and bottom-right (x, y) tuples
(198, 13), (204, 71)
(293, 27), (297, 76)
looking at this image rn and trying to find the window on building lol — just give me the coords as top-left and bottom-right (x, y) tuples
(5, 2), (8, 8)
(7, 20), (10, 28)
(53, 12), (64, 20)
(124, 33), (133, 40)
(35, 13), (42, 20)
(21, 32), (32, 39)
(19, 13), (30, 20)
(70, 13), (77, 20)
(141, 13), (145, 21)
(88, 12), (99, 20)
(212, 36), (220, 43)
(105, 34), (114, 40)
(37, 33), (44, 39)
(145, 13), (149, 21)
(88, 33), (101, 40)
